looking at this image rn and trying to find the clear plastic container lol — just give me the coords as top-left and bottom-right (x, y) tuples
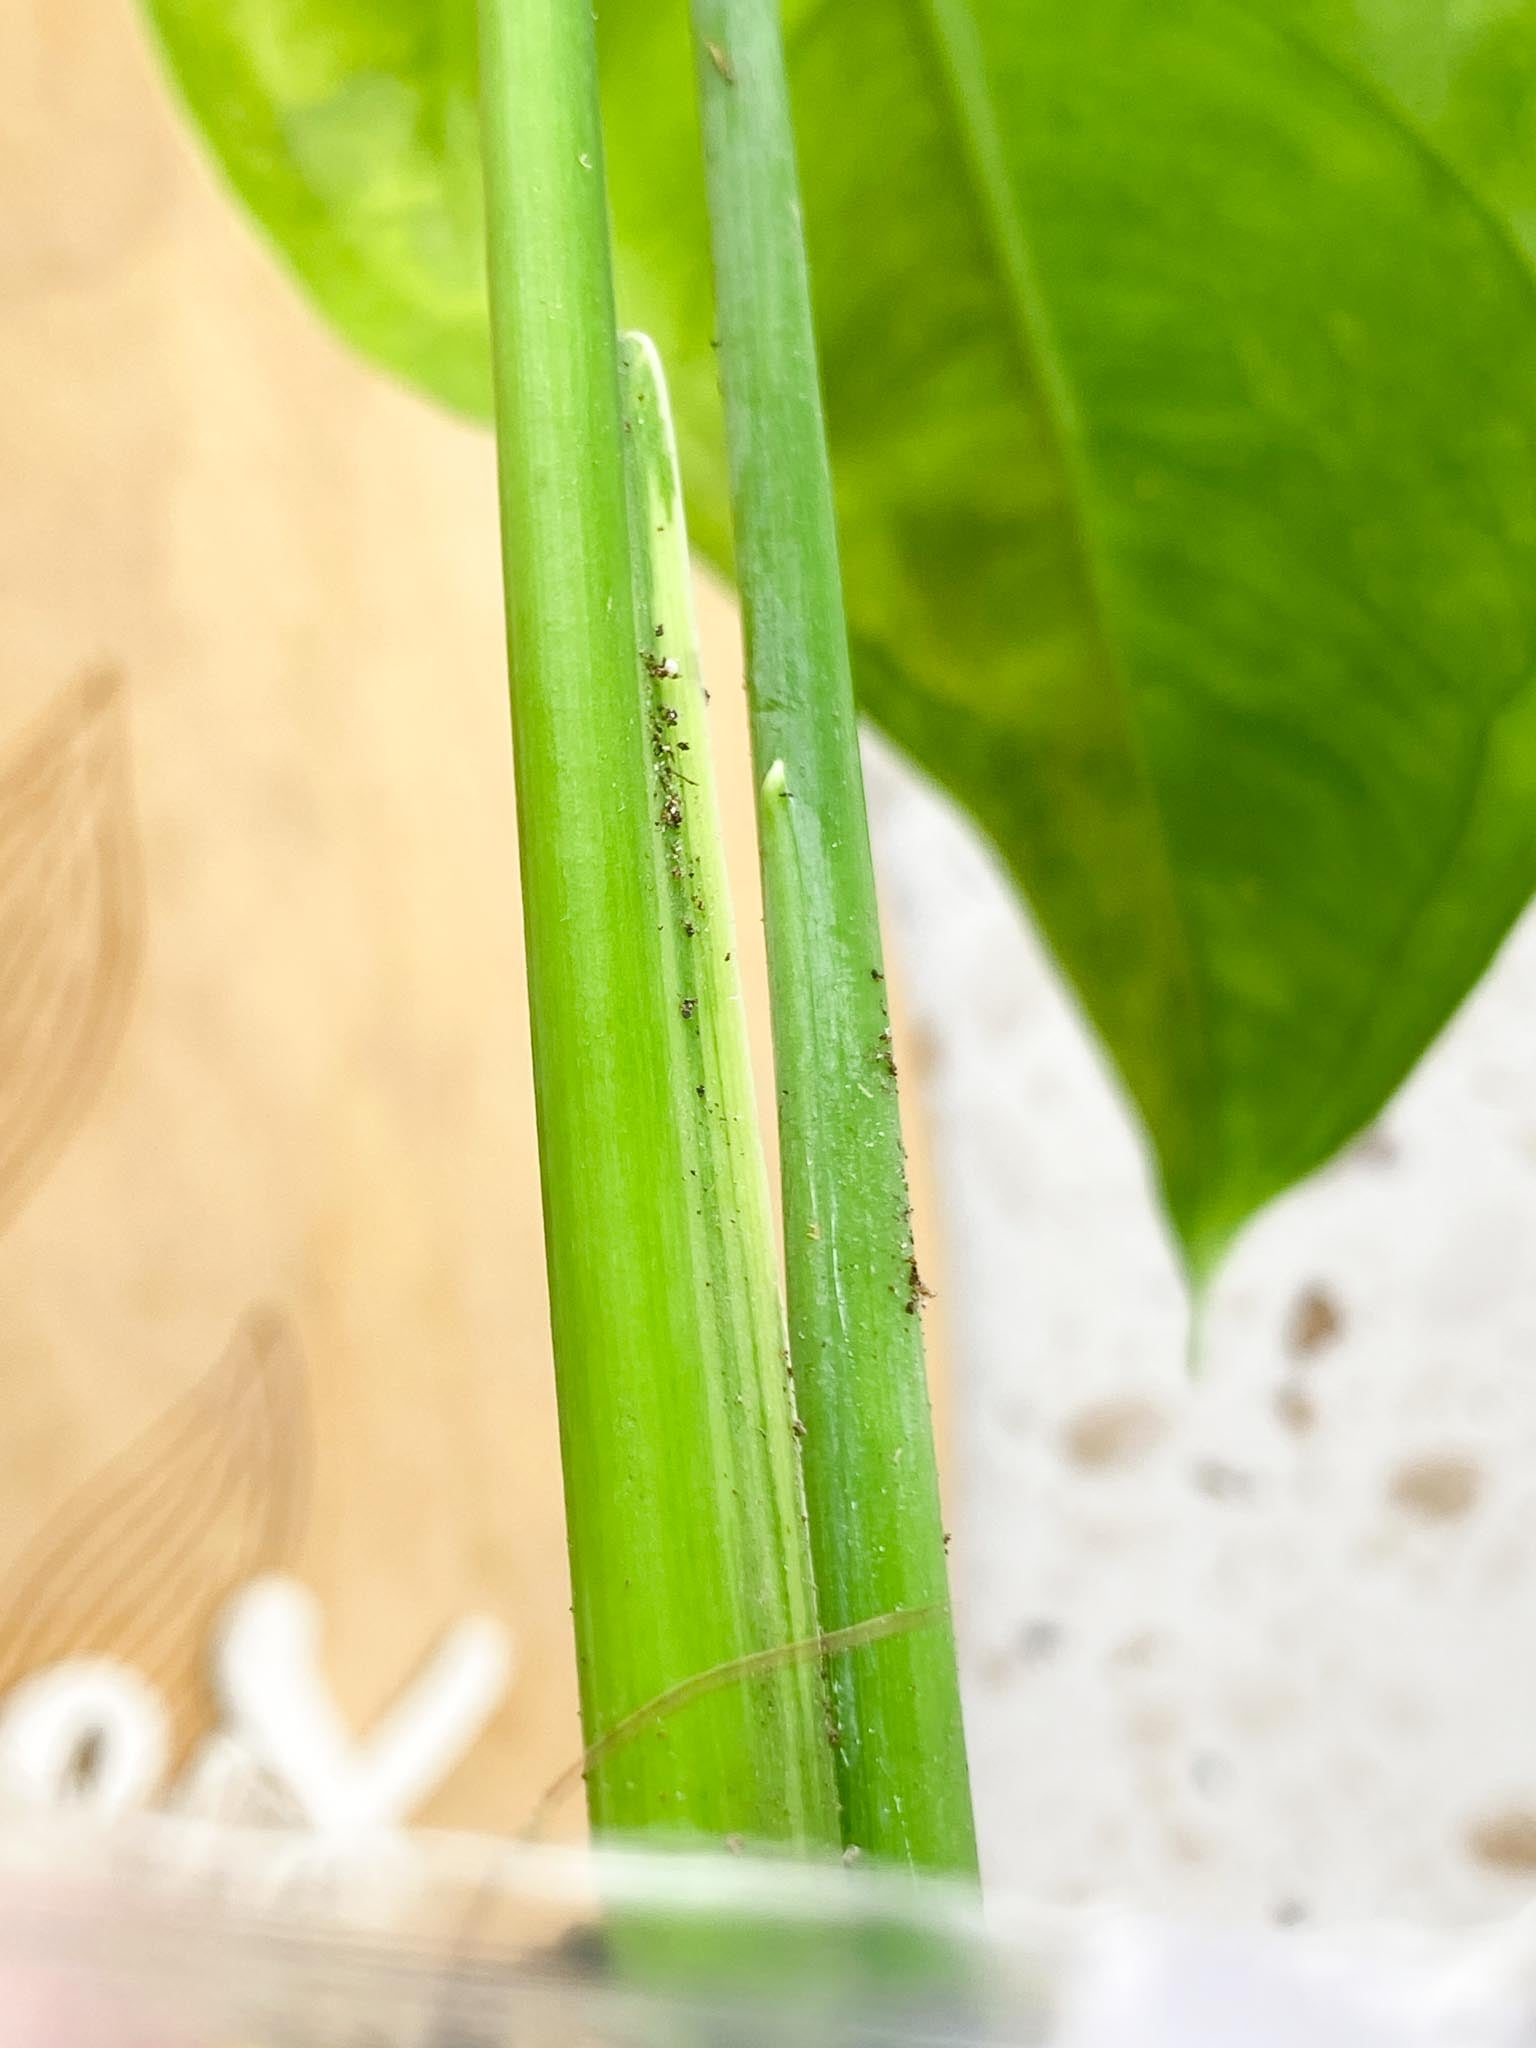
(0, 1819), (1036, 2047)
(0, 1818), (1533, 2047)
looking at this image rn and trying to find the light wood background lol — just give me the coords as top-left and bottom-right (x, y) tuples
(0, 0), (947, 1836)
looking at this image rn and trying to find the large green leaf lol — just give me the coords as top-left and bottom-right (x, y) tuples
(141, 0), (1536, 1270)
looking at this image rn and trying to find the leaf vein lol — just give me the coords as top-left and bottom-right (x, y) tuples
(889, 0), (1221, 1217)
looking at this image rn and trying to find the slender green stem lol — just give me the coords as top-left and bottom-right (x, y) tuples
(478, 0), (838, 1845)
(687, 0), (978, 1873)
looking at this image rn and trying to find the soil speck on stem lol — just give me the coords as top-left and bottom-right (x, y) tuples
(874, 1027), (898, 1081)
(905, 1252), (932, 1315)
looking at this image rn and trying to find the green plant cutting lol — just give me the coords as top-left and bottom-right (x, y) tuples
(137, 0), (1536, 1879)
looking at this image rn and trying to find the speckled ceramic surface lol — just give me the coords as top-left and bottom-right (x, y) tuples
(868, 735), (1536, 1927)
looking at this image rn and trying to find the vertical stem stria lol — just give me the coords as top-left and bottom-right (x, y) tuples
(688, 0), (978, 1871)
(478, 0), (838, 1845)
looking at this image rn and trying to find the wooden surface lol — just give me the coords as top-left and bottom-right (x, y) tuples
(0, 0), (948, 1835)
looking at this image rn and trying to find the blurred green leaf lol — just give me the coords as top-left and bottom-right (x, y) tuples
(143, 0), (490, 412)
(142, 0), (1536, 1269)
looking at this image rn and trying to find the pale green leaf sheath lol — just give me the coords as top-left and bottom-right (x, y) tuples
(477, 0), (837, 1846)
(618, 331), (843, 1842)
(142, 0), (1536, 1257)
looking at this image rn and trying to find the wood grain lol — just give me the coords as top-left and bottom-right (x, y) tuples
(0, 0), (951, 1837)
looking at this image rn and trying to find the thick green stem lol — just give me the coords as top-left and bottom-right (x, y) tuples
(688, 0), (978, 1873)
(478, 0), (838, 1846)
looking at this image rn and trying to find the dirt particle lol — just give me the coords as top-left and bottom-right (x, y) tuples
(1286, 1285), (1344, 1358)
(1192, 1458), (1255, 1502)
(1389, 1452), (1482, 1523)
(1350, 1126), (1398, 1167)
(1062, 1397), (1167, 1472)
(680, 998), (697, 1021)
(1109, 1630), (1165, 1669)
(1017, 1618), (1064, 1665)
(1189, 1751), (1228, 1800)
(905, 1252), (932, 1315)
(1128, 1702), (1179, 1749)
(1275, 1382), (1317, 1435)
(1468, 1809), (1536, 1874)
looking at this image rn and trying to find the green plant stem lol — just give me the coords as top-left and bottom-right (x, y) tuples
(688, 0), (978, 1873)
(478, 0), (838, 1845)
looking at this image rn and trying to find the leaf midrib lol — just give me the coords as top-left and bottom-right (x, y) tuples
(803, 0), (1536, 1236)
(873, 0), (1219, 1199)
(1214, 0), (1536, 1182)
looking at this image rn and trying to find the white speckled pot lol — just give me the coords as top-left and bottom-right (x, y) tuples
(864, 732), (1536, 1931)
